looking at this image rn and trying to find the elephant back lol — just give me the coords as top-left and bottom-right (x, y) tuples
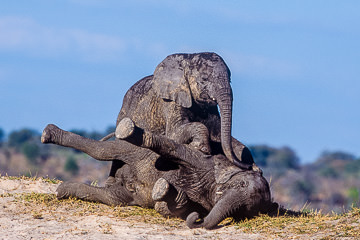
(116, 75), (166, 135)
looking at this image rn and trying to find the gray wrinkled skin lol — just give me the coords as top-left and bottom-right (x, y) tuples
(116, 118), (277, 229)
(41, 53), (275, 229)
(41, 120), (276, 230)
(108, 52), (254, 180)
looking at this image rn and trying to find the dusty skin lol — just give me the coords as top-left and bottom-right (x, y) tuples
(1, 177), (359, 239)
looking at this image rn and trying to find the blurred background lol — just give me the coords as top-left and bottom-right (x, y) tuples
(1, 0), (359, 213)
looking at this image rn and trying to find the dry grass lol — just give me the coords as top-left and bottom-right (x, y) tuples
(6, 191), (360, 238)
(233, 207), (360, 239)
(1, 176), (359, 239)
(2, 174), (61, 184)
(6, 191), (184, 228)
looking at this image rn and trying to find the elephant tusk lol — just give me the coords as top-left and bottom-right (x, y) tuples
(215, 191), (223, 195)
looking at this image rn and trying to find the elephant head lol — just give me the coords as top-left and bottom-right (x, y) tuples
(153, 52), (249, 169)
(186, 155), (276, 229)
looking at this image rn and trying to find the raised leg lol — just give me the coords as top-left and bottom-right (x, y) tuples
(41, 124), (138, 161)
(115, 118), (205, 167)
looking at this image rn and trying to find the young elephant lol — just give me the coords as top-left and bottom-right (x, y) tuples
(41, 121), (276, 229)
(106, 52), (255, 186)
(41, 123), (214, 218)
(115, 117), (277, 229)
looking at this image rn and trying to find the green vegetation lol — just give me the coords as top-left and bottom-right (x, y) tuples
(250, 145), (300, 170)
(0, 128), (4, 144)
(8, 128), (37, 149)
(64, 156), (79, 175)
(347, 187), (359, 207)
(22, 142), (40, 164)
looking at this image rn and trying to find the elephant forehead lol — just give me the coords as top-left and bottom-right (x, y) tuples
(226, 179), (249, 189)
(222, 171), (265, 188)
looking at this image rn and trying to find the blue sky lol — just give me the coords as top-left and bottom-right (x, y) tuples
(1, 0), (359, 163)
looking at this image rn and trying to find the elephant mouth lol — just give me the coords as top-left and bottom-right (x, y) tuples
(197, 91), (217, 106)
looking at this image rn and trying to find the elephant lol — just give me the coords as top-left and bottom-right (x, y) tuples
(41, 119), (277, 229)
(115, 117), (277, 229)
(105, 52), (255, 185)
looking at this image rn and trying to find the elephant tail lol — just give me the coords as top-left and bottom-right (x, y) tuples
(100, 132), (115, 141)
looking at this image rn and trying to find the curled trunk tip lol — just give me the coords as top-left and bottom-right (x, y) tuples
(186, 212), (203, 229)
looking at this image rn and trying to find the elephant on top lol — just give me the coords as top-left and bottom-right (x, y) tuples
(107, 52), (255, 183)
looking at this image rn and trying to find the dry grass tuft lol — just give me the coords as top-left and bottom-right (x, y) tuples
(234, 207), (360, 239)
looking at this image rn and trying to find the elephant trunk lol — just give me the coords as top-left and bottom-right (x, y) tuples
(216, 89), (251, 169)
(186, 193), (242, 229)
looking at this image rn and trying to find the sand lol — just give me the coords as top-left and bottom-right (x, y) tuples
(0, 177), (265, 240)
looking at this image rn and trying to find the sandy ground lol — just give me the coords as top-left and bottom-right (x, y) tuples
(1, 177), (359, 240)
(0, 177), (266, 240)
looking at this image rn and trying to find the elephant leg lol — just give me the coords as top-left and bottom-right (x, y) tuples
(154, 201), (173, 218)
(41, 124), (136, 161)
(115, 118), (206, 167)
(152, 178), (188, 209)
(106, 161), (124, 187)
(56, 181), (134, 206)
(152, 178), (199, 220)
(171, 122), (211, 154)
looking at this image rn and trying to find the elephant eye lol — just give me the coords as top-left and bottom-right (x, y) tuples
(126, 182), (136, 192)
(200, 91), (210, 100)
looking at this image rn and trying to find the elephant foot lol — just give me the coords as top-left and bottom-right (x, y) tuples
(152, 178), (170, 201)
(154, 201), (173, 218)
(115, 117), (135, 139)
(105, 176), (116, 188)
(41, 124), (63, 144)
(152, 178), (189, 210)
(56, 182), (75, 199)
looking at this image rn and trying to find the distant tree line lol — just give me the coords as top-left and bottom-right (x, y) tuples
(1, 126), (359, 172)
(249, 145), (300, 170)
(0, 126), (115, 175)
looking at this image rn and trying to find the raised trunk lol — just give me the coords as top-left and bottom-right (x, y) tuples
(216, 90), (251, 169)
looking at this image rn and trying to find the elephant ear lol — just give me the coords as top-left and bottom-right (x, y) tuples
(214, 155), (242, 184)
(216, 168), (242, 184)
(153, 55), (192, 108)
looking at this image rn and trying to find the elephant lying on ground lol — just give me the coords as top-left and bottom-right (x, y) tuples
(106, 52), (255, 186)
(41, 119), (277, 229)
